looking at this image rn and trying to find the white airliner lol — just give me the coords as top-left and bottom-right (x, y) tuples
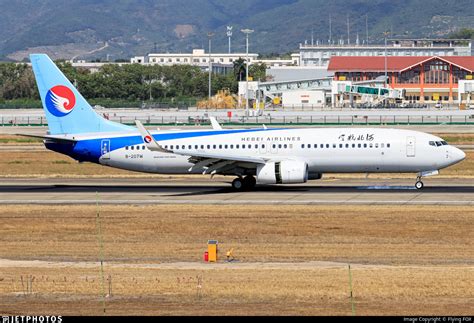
(26, 54), (466, 190)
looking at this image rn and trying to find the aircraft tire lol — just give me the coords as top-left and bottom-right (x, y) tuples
(415, 181), (424, 189)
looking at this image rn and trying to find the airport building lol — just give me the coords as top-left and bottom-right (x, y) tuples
(328, 55), (474, 103)
(131, 49), (259, 70)
(298, 39), (473, 67)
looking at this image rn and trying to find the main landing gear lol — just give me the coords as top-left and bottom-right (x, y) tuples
(231, 176), (256, 191)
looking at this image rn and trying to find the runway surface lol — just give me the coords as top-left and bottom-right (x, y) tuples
(0, 177), (473, 205)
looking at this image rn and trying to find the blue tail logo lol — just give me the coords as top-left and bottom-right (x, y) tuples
(30, 53), (134, 135)
(45, 85), (76, 117)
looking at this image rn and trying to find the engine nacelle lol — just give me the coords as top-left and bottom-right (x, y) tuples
(308, 172), (323, 180)
(256, 160), (308, 184)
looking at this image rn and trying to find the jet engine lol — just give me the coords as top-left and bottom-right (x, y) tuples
(256, 160), (309, 184)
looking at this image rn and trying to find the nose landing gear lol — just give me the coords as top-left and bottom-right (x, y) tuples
(415, 179), (424, 190)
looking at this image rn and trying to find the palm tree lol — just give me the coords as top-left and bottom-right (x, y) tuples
(233, 57), (246, 81)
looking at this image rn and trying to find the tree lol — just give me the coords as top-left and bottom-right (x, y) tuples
(448, 28), (474, 39)
(249, 62), (267, 82)
(233, 57), (246, 81)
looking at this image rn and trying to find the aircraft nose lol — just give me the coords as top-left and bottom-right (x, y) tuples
(451, 147), (466, 163)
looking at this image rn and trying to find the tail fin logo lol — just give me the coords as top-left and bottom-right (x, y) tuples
(45, 85), (76, 117)
(144, 135), (152, 143)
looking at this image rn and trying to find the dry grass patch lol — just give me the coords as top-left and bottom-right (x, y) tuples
(0, 204), (472, 264)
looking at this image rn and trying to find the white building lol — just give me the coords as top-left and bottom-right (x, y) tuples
(131, 49), (259, 68)
(297, 39), (473, 67)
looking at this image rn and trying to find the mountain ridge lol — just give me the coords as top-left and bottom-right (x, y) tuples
(0, 0), (472, 61)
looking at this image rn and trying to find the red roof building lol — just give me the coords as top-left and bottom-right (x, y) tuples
(328, 56), (474, 102)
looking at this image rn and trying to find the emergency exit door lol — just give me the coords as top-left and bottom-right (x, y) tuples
(406, 136), (416, 157)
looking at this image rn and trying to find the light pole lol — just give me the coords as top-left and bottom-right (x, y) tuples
(241, 28), (254, 116)
(227, 26), (233, 54)
(384, 31), (389, 88)
(208, 32), (214, 106)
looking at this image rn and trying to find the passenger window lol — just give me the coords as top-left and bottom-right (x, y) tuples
(301, 144), (305, 148)
(131, 146), (134, 150)
(262, 144), (265, 149)
(230, 145), (234, 149)
(429, 141), (435, 146)
(352, 144), (355, 148)
(345, 144), (349, 148)
(278, 144), (282, 149)
(219, 145), (222, 149)
(283, 144), (287, 149)
(236, 144), (240, 149)
(320, 144), (324, 149)
(254, 144), (258, 149)
(224, 145), (228, 149)
(333, 144), (336, 148)
(125, 146), (129, 150)
(314, 144), (317, 148)
(182, 145), (185, 149)
(326, 144), (330, 148)
(273, 144), (276, 149)
(381, 143), (384, 148)
(375, 143), (379, 148)
(364, 143), (367, 148)
(387, 143), (390, 148)
(213, 145), (216, 149)
(358, 143), (361, 148)
(206, 145), (210, 149)
(369, 143), (373, 148)
(339, 144), (343, 148)
(242, 144), (246, 149)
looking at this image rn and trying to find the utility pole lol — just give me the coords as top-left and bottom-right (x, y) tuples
(208, 32), (214, 106)
(365, 15), (369, 45)
(241, 28), (254, 117)
(346, 14), (350, 45)
(384, 31), (389, 88)
(329, 15), (332, 44)
(227, 26), (233, 54)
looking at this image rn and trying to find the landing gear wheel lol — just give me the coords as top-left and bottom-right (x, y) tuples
(415, 181), (424, 190)
(243, 176), (256, 189)
(232, 178), (244, 190)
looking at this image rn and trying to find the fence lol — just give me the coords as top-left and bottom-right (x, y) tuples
(1, 114), (474, 127)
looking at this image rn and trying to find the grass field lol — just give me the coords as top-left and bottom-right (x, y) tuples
(0, 204), (473, 315)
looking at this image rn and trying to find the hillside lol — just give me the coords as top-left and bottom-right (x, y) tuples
(0, 0), (472, 61)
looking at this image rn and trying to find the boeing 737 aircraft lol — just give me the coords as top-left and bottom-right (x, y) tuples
(26, 54), (465, 190)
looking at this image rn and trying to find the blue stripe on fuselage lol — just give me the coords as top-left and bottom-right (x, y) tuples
(53, 128), (280, 163)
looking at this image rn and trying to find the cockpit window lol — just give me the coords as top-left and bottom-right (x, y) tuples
(430, 141), (447, 147)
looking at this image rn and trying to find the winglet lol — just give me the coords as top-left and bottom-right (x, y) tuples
(135, 120), (171, 153)
(209, 116), (222, 130)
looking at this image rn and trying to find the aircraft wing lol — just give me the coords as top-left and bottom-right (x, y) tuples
(179, 151), (267, 174)
(135, 120), (266, 174)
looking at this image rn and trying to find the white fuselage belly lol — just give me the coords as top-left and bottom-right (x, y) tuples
(100, 128), (461, 175)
